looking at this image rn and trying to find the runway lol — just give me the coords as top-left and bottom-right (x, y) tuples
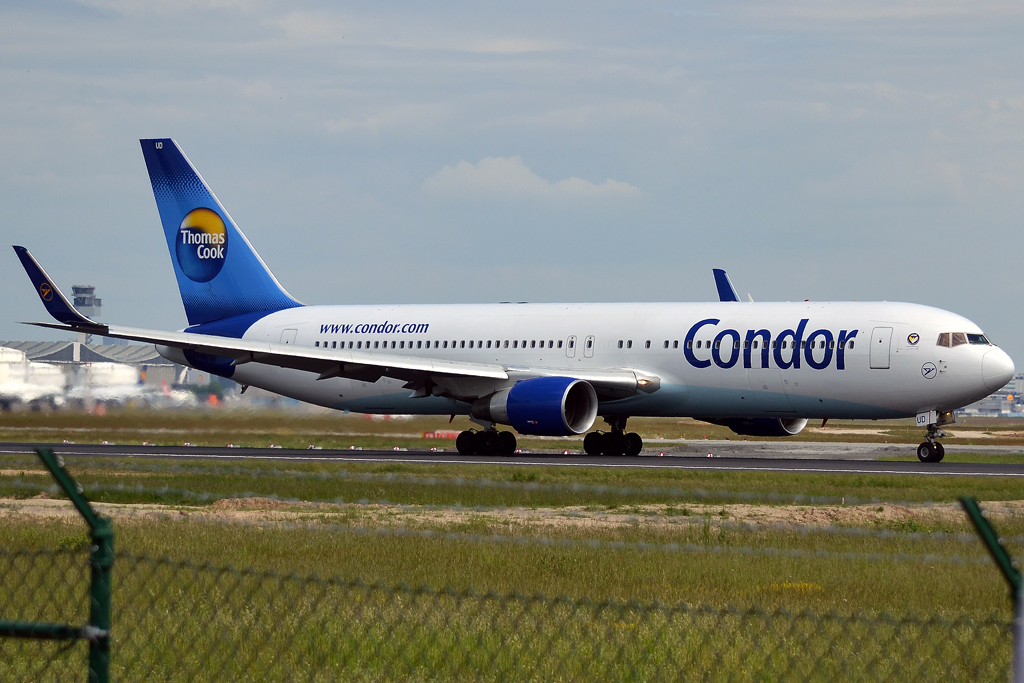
(2, 441), (1024, 477)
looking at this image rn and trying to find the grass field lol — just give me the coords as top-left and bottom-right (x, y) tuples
(4, 408), (1024, 450)
(2, 409), (1021, 680)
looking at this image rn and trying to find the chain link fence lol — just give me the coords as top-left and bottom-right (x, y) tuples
(0, 547), (1013, 682)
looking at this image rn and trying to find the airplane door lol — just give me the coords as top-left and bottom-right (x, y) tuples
(280, 329), (297, 345)
(746, 367), (794, 413)
(583, 336), (595, 358)
(869, 327), (893, 369)
(566, 336), (577, 358)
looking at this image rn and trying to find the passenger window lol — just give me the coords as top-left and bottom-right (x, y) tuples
(522, 340), (527, 348)
(443, 341), (448, 349)
(434, 341), (440, 348)
(392, 341), (396, 349)
(557, 340), (563, 348)
(673, 340), (679, 349)
(687, 340), (692, 349)
(504, 340), (509, 348)
(772, 341), (777, 349)
(373, 341), (379, 349)
(332, 341), (337, 349)
(800, 341), (805, 349)
(568, 339), (574, 348)
(587, 339), (594, 349)
(951, 333), (967, 347)
(696, 341), (701, 349)
(460, 340), (466, 348)
(849, 341), (855, 349)
(531, 340), (536, 348)
(937, 333), (950, 347)
(479, 340), (484, 348)
(627, 340), (632, 349)
(663, 340), (669, 349)
(829, 340), (834, 349)
(486, 340), (491, 348)
(548, 340), (554, 348)
(618, 340), (623, 349)
(469, 340), (474, 348)
(513, 340), (518, 348)
(753, 341), (758, 349)
(734, 340), (740, 349)
(417, 341), (422, 349)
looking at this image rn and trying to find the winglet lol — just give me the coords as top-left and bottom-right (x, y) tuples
(12, 246), (106, 329)
(712, 269), (740, 302)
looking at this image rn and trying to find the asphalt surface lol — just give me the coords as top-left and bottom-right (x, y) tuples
(2, 441), (1023, 477)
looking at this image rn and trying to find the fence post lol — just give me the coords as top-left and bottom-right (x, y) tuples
(35, 447), (112, 683)
(959, 496), (1022, 683)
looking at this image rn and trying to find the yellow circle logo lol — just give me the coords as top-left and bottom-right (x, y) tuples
(176, 207), (228, 282)
(39, 282), (53, 301)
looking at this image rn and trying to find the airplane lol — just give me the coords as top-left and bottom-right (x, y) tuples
(12, 138), (1015, 463)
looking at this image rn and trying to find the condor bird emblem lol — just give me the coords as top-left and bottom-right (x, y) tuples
(907, 333), (920, 346)
(39, 282), (53, 301)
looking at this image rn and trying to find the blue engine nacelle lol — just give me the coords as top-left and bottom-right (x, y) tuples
(471, 376), (599, 436)
(711, 417), (809, 437)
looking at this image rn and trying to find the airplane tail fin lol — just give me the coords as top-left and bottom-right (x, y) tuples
(140, 139), (302, 326)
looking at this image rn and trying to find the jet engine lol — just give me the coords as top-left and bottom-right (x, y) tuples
(471, 376), (598, 436)
(713, 417), (809, 437)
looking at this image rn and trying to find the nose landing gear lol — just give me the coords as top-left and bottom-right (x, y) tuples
(917, 420), (949, 463)
(583, 417), (643, 457)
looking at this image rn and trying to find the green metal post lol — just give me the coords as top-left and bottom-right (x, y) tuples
(960, 496), (1022, 683)
(35, 448), (112, 683)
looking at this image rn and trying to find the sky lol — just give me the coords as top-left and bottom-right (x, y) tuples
(1, 1), (1023, 361)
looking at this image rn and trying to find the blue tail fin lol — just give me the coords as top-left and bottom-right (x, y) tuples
(140, 138), (302, 326)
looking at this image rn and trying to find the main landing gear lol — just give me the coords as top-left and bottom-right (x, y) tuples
(583, 417), (643, 457)
(456, 429), (517, 456)
(917, 423), (947, 463)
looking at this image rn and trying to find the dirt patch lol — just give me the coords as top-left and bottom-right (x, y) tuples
(3, 496), (1018, 534)
(211, 497), (297, 511)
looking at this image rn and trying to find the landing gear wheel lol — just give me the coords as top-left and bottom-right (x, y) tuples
(456, 430), (476, 455)
(934, 442), (945, 462)
(624, 432), (643, 457)
(917, 441), (939, 463)
(479, 431), (500, 455)
(498, 431), (517, 455)
(584, 432), (603, 456)
(603, 433), (627, 457)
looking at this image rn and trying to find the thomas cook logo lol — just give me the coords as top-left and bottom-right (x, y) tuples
(907, 333), (920, 346)
(39, 282), (53, 301)
(176, 208), (227, 282)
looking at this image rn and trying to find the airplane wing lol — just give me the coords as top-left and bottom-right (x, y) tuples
(14, 247), (649, 399)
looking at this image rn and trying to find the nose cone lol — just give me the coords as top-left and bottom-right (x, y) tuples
(982, 348), (1015, 391)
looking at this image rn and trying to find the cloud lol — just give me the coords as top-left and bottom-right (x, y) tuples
(423, 156), (642, 201)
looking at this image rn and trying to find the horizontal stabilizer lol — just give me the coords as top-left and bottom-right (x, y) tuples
(713, 268), (740, 302)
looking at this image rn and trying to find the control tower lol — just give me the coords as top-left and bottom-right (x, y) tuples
(71, 285), (101, 343)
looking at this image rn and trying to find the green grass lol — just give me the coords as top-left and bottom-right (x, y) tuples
(3, 409), (1024, 449)
(2, 409), (1021, 681)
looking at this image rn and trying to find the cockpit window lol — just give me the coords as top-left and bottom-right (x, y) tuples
(938, 332), (990, 347)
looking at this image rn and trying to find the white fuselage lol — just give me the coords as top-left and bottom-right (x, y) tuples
(159, 300), (1014, 422)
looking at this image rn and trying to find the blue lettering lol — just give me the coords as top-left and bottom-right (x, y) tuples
(744, 329), (771, 369)
(773, 319), (808, 370)
(804, 329), (834, 370)
(713, 329), (741, 368)
(836, 329), (858, 370)
(684, 318), (719, 368)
